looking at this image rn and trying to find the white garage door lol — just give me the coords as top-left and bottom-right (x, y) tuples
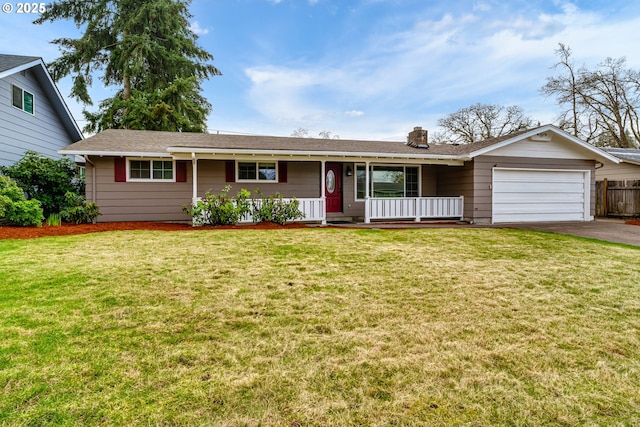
(492, 168), (590, 223)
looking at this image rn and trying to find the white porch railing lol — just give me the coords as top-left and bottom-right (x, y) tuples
(193, 197), (326, 225)
(239, 198), (326, 223)
(365, 196), (464, 223)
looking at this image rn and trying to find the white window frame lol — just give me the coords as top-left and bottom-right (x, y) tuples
(354, 164), (421, 201)
(127, 158), (176, 182)
(11, 84), (34, 115)
(236, 161), (278, 183)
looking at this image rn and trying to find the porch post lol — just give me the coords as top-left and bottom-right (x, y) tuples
(364, 161), (371, 223)
(191, 153), (198, 204)
(320, 160), (327, 225)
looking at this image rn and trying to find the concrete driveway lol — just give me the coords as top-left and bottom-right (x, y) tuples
(493, 219), (640, 247)
(327, 218), (640, 247)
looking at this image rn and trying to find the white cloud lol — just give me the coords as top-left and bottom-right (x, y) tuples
(190, 21), (209, 35)
(242, 1), (640, 139)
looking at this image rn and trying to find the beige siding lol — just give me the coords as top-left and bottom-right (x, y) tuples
(489, 136), (593, 160)
(421, 165), (437, 195)
(596, 162), (640, 181)
(197, 160), (321, 198)
(89, 158), (325, 222)
(436, 163), (474, 219)
(92, 155), (598, 224)
(89, 156), (192, 223)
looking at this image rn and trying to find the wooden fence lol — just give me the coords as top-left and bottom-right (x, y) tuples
(596, 179), (640, 217)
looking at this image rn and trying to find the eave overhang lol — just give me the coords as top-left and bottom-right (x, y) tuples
(166, 146), (465, 166)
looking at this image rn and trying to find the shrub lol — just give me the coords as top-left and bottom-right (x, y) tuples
(182, 186), (251, 226)
(251, 192), (305, 225)
(0, 175), (44, 226)
(59, 192), (101, 224)
(0, 151), (84, 217)
(46, 213), (62, 226)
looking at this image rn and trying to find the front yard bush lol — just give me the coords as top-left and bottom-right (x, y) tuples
(183, 185), (252, 226)
(251, 192), (305, 225)
(0, 151), (84, 217)
(59, 192), (101, 224)
(182, 187), (305, 226)
(0, 175), (44, 226)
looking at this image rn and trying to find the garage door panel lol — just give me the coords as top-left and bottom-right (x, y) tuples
(494, 169), (583, 180)
(492, 169), (588, 223)
(493, 202), (586, 214)
(493, 211), (585, 222)
(493, 181), (585, 193)
(493, 193), (584, 204)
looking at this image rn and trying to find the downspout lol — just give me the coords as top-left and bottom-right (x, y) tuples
(191, 152), (198, 204)
(84, 155), (96, 204)
(84, 155), (97, 224)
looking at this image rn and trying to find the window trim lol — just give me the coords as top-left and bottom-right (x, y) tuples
(354, 164), (421, 201)
(11, 84), (34, 115)
(236, 161), (278, 183)
(126, 158), (176, 182)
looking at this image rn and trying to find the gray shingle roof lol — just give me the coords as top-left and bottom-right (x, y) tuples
(0, 54), (41, 73)
(602, 147), (640, 164)
(61, 128), (534, 159)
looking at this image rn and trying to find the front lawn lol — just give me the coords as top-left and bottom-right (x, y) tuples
(0, 228), (639, 426)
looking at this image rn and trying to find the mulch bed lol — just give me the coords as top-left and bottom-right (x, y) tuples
(0, 221), (309, 240)
(2, 219), (638, 240)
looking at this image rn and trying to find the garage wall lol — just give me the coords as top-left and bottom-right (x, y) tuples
(473, 156), (596, 224)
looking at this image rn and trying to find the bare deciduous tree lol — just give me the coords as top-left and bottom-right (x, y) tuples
(291, 128), (340, 139)
(434, 103), (533, 144)
(542, 44), (640, 148)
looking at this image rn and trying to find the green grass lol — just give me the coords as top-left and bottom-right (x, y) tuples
(0, 228), (639, 426)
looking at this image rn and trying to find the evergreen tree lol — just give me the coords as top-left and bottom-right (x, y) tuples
(35, 0), (220, 133)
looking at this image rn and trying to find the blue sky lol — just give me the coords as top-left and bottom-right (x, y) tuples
(1, 0), (640, 141)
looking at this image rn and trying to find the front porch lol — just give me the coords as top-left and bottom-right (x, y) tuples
(183, 156), (466, 225)
(234, 195), (464, 224)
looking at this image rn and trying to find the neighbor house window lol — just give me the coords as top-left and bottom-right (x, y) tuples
(355, 165), (419, 199)
(128, 159), (174, 181)
(12, 85), (34, 114)
(237, 161), (277, 182)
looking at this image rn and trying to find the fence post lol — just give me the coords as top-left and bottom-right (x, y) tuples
(603, 178), (608, 217)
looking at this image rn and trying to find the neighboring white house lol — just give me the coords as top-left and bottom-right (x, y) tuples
(0, 54), (83, 167)
(596, 148), (640, 181)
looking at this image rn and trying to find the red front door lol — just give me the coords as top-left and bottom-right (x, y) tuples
(325, 163), (342, 213)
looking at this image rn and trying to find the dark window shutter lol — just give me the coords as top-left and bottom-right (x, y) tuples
(176, 160), (188, 182)
(114, 157), (127, 182)
(225, 161), (235, 183)
(278, 162), (287, 183)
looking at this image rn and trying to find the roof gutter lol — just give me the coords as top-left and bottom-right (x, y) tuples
(59, 150), (171, 158)
(166, 146), (464, 162)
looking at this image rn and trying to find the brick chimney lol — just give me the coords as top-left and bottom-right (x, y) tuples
(407, 126), (429, 148)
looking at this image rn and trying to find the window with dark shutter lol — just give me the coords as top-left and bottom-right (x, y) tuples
(176, 161), (188, 182)
(278, 162), (288, 183)
(114, 157), (127, 182)
(225, 161), (235, 183)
